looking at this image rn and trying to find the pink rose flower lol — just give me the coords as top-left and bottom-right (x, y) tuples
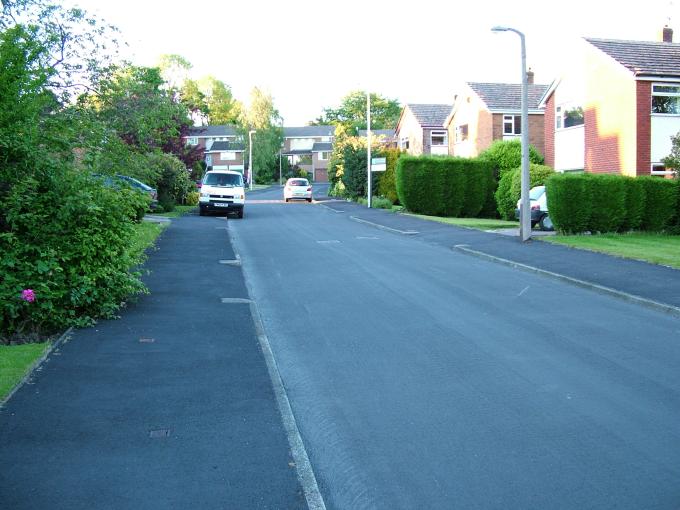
(21, 289), (36, 303)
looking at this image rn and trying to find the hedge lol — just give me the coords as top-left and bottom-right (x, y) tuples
(546, 173), (679, 234)
(377, 148), (403, 204)
(396, 156), (494, 217)
(478, 139), (545, 174)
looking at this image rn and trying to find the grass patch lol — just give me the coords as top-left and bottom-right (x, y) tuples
(543, 232), (680, 268)
(0, 343), (51, 401)
(405, 213), (519, 230)
(129, 221), (166, 265)
(150, 205), (196, 218)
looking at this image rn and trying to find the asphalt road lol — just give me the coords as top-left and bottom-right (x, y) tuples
(231, 194), (680, 509)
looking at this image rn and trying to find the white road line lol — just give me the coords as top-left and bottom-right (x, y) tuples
(220, 298), (252, 304)
(350, 216), (419, 235)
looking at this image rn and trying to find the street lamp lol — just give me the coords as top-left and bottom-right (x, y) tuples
(491, 25), (531, 242)
(366, 91), (372, 208)
(248, 129), (256, 191)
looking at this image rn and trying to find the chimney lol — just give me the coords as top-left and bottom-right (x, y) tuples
(526, 68), (534, 85)
(663, 25), (673, 43)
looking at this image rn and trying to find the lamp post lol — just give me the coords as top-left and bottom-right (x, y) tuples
(279, 117), (284, 186)
(248, 129), (256, 191)
(366, 91), (372, 209)
(491, 25), (531, 242)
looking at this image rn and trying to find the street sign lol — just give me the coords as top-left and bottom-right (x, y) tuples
(371, 157), (386, 172)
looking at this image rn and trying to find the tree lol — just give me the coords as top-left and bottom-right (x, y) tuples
(199, 76), (242, 125)
(314, 91), (401, 134)
(662, 131), (680, 177)
(240, 87), (283, 183)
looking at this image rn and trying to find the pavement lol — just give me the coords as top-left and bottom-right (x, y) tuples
(0, 212), (306, 510)
(320, 199), (680, 313)
(1, 196), (679, 509)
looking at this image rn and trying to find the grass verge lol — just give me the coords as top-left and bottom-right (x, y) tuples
(129, 221), (166, 264)
(0, 343), (51, 401)
(149, 205), (196, 218)
(405, 213), (519, 230)
(543, 233), (680, 269)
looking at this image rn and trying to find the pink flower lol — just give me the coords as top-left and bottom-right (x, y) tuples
(21, 289), (35, 303)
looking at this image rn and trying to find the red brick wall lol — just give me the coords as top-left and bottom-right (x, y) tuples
(584, 106), (621, 173)
(636, 81), (652, 176)
(543, 94), (555, 167)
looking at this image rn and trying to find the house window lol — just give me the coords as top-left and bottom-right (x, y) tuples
(431, 130), (448, 146)
(651, 163), (674, 176)
(556, 104), (584, 129)
(186, 137), (198, 145)
(205, 154), (212, 166)
(503, 115), (521, 135)
(319, 151), (330, 161)
(455, 124), (468, 142)
(400, 137), (410, 150)
(321, 136), (331, 142)
(221, 152), (236, 160)
(652, 83), (680, 114)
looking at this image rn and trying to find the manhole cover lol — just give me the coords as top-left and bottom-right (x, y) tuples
(149, 429), (171, 438)
(139, 337), (155, 343)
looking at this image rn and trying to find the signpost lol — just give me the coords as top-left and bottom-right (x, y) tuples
(371, 157), (386, 172)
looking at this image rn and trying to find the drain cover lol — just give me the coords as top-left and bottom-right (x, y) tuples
(149, 429), (171, 438)
(139, 337), (155, 343)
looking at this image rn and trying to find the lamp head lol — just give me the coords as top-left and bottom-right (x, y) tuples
(491, 26), (509, 32)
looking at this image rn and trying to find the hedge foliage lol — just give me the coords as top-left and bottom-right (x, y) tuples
(478, 139), (544, 174)
(495, 164), (555, 220)
(395, 156), (494, 217)
(376, 147), (403, 204)
(546, 173), (679, 234)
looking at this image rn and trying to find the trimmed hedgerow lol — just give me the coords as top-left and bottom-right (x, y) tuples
(478, 139), (544, 174)
(619, 177), (645, 232)
(545, 173), (594, 234)
(588, 174), (626, 233)
(396, 156), (494, 217)
(638, 176), (678, 232)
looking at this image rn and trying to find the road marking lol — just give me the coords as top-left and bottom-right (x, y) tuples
(350, 216), (419, 235)
(316, 240), (340, 244)
(518, 286), (530, 297)
(319, 203), (345, 213)
(356, 236), (379, 240)
(219, 258), (241, 266)
(220, 298), (252, 304)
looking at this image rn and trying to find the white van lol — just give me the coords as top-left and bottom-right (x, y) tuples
(199, 170), (245, 218)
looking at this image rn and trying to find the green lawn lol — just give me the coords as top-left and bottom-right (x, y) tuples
(0, 343), (51, 401)
(543, 233), (680, 269)
(149, 205), (197, 218)
(406, 213), (519, 230)
(129, 221), (166, 264)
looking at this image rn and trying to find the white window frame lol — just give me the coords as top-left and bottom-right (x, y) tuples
(556, 104), (584, 129)
(651, 83), (680, 115)
(221, 151), (237, 160)
(318, 151), (330, 161)
(400, 137), (410, 150)
(503, 115), (521, 135)
(651, 163), (675, 176)
(186, 137), (198, 145)
(430, 130), (448, 146)
(455, 124), (468, 143)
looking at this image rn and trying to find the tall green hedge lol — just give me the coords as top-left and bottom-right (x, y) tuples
(478, 139), (545, 174)
(545, 173), (594, 234)
(546, 173), (678, 234)
(396, 156), (494, 217)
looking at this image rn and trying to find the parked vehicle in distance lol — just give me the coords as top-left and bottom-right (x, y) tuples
(515, 185), (554, 231)
(283, 178), (312, 203)
(93, 173), (158, 211)
(199, 170), (245, 218)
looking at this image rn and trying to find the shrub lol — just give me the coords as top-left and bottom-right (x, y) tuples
(145, 152), (194, 204)
(638, 176), (677, 232)
(396, 156), (493, 216)
(587, 174), (626, 233)
(377, 147), (403, 204)
(620, 177), (646, 232)
(545, 173), (593, 234)
(495, 164), (555, 220)
(478, 139), (544, 174)
(185, 191), (199, 206)
(371, 196), (394, 209)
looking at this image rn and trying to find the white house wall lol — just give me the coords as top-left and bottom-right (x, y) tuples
(554, 125), (585, 171)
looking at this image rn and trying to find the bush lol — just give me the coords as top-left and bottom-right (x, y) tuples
(377, 148), (403, 204)
(620, 177), (645, 232)
(145, 152), (194, 204)
(545, 173), (593, 234)
(478, 139), (544, 174)
(185, 191), (199, 206)
(495, 164), (555, 220)
(638, 176), (677, 232)
(371, 196), (394, 209)
(587, 174), (626, 233)
(396, 156), (493, 217)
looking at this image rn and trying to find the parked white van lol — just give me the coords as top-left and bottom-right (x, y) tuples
(199, 170), (245, 218)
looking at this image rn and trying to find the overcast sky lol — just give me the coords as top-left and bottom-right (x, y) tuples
(68, 0), (678, 125)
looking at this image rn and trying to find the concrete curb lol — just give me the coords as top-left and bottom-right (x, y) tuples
(1, 327), (73, 408)
(453, 245), (680, 318)
(228, 224), (327, 510)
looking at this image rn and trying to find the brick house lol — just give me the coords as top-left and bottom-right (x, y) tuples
(541, 28), (680, 176)
(445, 76), (549, 158)
(281, 126), (335, 182)
(185, 125), (245, 172)
(395, 104), (452, 156)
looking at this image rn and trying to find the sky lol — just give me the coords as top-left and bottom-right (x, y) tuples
(66, 0), (679, 126)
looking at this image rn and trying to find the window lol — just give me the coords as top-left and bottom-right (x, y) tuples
(205, 154), (212, 166)
(503, 115), (521, 135)
(556, 104), (584, 129)
(186, 137), (198, 145)
(319, 151), (330, 161)
(400, 137), (410, 150)
(431, 130), (448, 146)
(652, 83), (680, 114)
(221, 152), (237, 160)
(321, 136), (331, 142)
(651, 163), (674, 176)
(455, 124), (468, 142)
(555, 106), (562, 129)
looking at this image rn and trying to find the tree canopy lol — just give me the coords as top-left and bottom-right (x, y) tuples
(313, 90), (401, 134)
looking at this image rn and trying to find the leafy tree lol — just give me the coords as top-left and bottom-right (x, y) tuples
(200, 76), (242, 125)
(240, 87), (283, 183)
(662, 131), (680, 177)
(314, 90), (401, 134)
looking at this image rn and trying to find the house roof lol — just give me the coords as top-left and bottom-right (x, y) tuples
(467, 82), (550, 111)
(188, 125), (239, 137)
(311, 142), (333, 152)
(406, 104), (452, 127)
(283, 126), (335, 137)
(206, 141), (245, 152)
(585, 38), (680, 77)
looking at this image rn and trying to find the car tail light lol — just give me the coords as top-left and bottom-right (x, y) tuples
(307, 187), (312, 191)
(531, 204), (540, 210)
